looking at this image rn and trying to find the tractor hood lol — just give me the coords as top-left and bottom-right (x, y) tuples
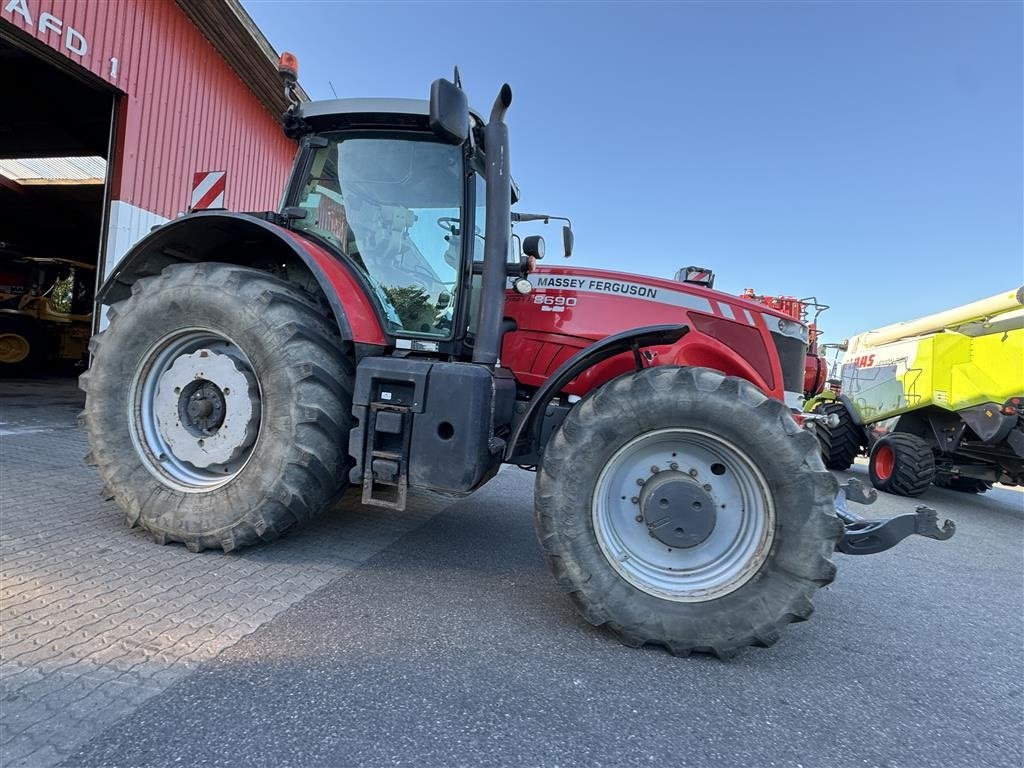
(518, 265), (808, 341)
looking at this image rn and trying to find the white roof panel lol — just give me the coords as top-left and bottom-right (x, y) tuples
(0, 156), (107, 184)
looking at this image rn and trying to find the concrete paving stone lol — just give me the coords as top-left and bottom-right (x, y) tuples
(1, 375), (454, 766)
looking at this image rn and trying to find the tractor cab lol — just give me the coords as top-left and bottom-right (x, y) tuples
(276, 62), (519, 364)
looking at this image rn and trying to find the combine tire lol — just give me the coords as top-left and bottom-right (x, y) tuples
(535, 366), (842, 658)
(80, 263), (354, 552)
(868, 433), (934, 497)
(812, 401), (862, 470)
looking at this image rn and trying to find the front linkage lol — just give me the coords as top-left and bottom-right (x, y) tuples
(834, 478), (956, 555)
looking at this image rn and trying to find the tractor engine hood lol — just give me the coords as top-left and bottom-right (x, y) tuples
(516, 265), (808, 342)
(503, 265), (810, 406)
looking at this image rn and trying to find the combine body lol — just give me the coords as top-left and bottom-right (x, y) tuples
(811, 287), (1024, 494)
(841, 288), (1023, 423)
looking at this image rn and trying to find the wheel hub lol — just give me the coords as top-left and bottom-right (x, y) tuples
(153, 349), (260, 469)
(640, 471), (717, 548)
(180, 380), (226, 432)
(592, 428), (775, 602)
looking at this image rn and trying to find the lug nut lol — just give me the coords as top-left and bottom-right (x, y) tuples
(703, 484), (712, 492)
(630, 496), (639, 504)
(650, 465), (660, 474)
(669, 462), (679, 471)
(636, 478), (645, 486)
(688, 468), (699, 477)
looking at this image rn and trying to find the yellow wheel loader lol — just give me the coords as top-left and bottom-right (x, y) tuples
(0, 245), (94, 373)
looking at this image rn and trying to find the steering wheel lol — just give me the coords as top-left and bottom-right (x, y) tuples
(436, 216), (461, 234)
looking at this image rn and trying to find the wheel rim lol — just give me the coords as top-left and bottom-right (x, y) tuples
(592, 428), (776, 602)
(129, 328), (262, 492)
(874, 444), (894, 480)
(0, 332), (30, 364)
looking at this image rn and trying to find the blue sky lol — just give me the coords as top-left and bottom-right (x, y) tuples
(243, 0), (1022, 343)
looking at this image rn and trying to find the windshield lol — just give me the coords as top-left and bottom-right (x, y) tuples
(291, 135), (465, 337)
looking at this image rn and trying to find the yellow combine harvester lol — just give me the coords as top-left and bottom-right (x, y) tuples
(808, 287), (1024, 496)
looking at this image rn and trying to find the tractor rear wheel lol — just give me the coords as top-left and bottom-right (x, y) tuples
(535, 366), (842, 658)
(80, 263), (354, 552)
(868, 433), (934, 497)
(812, 401), (862, 470)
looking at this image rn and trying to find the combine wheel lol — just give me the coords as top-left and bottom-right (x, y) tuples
(868, 433), (934, 497)
(535, 366), (842, 658)
(80, 263), (354, 552)
(812, 401), (862, 470)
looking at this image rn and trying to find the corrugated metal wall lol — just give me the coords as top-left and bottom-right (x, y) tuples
(1, 0), (295, 218)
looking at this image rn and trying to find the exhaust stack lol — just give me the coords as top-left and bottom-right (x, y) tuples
(473, 84), (513, 366)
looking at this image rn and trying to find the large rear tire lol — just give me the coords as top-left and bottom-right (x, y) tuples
(868, 433), (934, 497)
(812, 401), (862, 470)
(535, 366), (842, 658)
(80, 263), (355, 552)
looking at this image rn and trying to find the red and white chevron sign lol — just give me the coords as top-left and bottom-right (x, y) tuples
(190, 170), (226, 210)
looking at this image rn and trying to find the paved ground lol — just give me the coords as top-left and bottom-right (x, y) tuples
(2, 377), (1022, 767)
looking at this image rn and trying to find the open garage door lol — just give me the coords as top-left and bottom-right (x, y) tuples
(0, 33), (114, 377)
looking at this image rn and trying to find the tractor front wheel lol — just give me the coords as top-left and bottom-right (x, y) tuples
(868, 433), (934, 497)
(535, 366), (842, 657)
(80, 263), (355, 552)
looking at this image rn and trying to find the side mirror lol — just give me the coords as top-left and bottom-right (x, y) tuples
(522, 235), (545, 260)
(562, 225), (574, 258)
(429, 78), (469, 145)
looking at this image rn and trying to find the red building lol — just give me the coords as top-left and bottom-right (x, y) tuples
(0, 0), (301, 370)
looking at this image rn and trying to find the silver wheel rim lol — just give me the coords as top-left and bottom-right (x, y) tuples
(129, 328), (262, 492)
(592, 428), (775, 602)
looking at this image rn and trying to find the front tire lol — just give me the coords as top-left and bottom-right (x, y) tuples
(80, 263), (355, 552)
(535, 366), (842, 657)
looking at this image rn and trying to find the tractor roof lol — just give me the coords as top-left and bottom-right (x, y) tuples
(297, 98), (518, 201)
(299, 98), (486, 128)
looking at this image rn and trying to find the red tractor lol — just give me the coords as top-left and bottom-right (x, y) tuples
(82, 63), (952, 657)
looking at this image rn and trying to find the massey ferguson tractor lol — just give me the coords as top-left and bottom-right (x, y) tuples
(80, 61), (954, 657)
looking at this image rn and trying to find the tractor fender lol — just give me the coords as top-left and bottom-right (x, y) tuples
(504, 324), (689, 463)
(98, 211), (386, 346)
